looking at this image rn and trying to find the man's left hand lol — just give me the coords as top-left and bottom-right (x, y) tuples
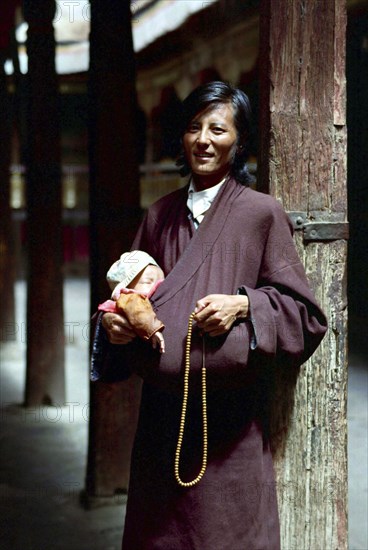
(193, 294), (249, 337)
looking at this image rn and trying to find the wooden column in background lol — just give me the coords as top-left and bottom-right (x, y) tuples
(86, 0), (142, 502)
(0, 1), (18, 342)
(23, 1), (65, 406)
(259, 1), (348, 548)
(0, 57), (16, 342)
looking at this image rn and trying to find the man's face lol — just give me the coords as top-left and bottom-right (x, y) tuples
(183, 102), (238, 189)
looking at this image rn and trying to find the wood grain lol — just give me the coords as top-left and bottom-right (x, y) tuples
(259, 1), (348, 548)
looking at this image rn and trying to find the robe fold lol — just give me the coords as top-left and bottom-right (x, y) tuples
(91, 177), (327, 550)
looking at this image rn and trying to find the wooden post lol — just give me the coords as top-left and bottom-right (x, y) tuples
(86, 0), (142, 503)
(23, 1), (65, 406)
(0, 52), (16, 342)
(259, 1), (348, 548)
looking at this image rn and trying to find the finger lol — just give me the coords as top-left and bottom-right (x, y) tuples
(195, 294), (224, 309)
(102, 312), (133, 332)
(113, 324), (136, 338)
(112, 315), (135, 333)
(101, 312), (114, 330)
(108, 333), (126, 344)
(195, 308), (225, 327)
(195, 293), (220, 314)
(201, 315), (235, 335)
(194, 300), (207, 314)
(194, 303), (218, 323)
(111, 282), (124, 300)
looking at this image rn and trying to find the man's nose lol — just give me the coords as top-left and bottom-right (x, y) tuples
(197, 128), (210, 145)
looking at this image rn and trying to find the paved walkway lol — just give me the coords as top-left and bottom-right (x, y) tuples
(1, 279), (125, 550)
(0, 279), (367, 549)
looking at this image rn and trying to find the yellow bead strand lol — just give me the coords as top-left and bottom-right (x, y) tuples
(174, 312), (208, 487)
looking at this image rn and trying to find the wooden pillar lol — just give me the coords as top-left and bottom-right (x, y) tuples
(23, 1), (65, 406)
(0, 46), (16, 342)
(259, 1), (348, 548)
(86, 0), (142, 502)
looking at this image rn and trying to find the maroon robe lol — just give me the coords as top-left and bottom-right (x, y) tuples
(94, 177), (327, 549)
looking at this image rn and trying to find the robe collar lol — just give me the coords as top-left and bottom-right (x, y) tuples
(151, 177), (249, 308)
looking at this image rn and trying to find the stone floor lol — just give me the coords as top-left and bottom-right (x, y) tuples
(0, 279), (125, 550)
(0, 278), (367, 549)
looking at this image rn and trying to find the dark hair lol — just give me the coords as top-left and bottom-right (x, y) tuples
(176, 81), (254, 186)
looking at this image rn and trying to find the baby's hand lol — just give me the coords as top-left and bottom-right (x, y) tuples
(111, 281), (125, 301)
(151, 331), (165, 353)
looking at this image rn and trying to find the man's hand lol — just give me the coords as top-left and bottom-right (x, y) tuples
(193, 294), (249, 337)
(101, 312), (136, 344)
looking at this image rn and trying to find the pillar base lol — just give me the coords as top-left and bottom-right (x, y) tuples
(80, 489), (127, 510)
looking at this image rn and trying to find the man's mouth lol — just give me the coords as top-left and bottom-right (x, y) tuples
(194, 153), (213, 158)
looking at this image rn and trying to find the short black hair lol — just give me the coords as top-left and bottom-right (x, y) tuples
(176, 81), (254, 186)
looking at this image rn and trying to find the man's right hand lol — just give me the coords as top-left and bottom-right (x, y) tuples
(101, 312), (136, 345)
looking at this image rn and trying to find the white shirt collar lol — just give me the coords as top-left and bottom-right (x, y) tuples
(187, 176), (227, 225)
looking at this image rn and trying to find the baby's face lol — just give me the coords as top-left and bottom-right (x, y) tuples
(129, 264), (164, 294)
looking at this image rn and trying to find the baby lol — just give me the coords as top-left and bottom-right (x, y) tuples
(98, 251), (166, 353)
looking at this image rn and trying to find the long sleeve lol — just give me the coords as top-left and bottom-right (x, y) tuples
(90, 207), (166, 383)
(239, 202), (327, 367)
(90, 311), (133, 383)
